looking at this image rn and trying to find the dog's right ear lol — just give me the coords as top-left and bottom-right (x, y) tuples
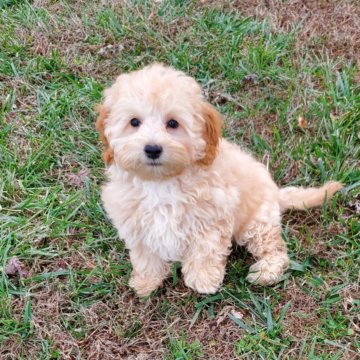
(95, 104), (114, 165)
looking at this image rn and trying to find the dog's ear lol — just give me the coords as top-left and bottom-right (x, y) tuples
(198, 102), (223, 166)
(95, 104), (114, 165)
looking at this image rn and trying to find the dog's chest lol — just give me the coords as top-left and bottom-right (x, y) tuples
(137, 183), (190, 259)
(103, 176), (236, 262)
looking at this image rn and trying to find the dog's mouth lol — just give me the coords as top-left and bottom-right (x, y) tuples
(147, 161), (162, 167)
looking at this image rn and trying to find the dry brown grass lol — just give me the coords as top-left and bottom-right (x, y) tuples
(2, 286), (245, 359)
(229, 0), (360, 62)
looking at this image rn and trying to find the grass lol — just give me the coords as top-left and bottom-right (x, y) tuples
(0, 0), (359, 358)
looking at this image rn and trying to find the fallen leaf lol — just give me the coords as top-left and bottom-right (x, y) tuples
(348, 200), (360, 214)
(5, 257), (28, 277)
(214, 306), (244, 327)
(298, 115), (307, 129)
(66, 168), (90, 187)
(97, 44), (114, 55)
(230, 309), (244, 320)
(98, 44), (124, 57)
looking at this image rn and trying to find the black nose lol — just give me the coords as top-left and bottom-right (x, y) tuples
(144, 144), (163, 159)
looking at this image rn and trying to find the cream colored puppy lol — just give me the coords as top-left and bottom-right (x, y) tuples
(96, 64), (342, 297)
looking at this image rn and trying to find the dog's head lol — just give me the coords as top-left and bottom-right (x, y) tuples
(96, 64), (222, 180)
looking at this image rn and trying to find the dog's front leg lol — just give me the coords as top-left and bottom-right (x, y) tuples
(129, 244), (170, 297)
(181, 234), (231, 294)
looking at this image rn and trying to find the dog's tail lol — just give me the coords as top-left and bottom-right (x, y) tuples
(279, 181), (343, 211)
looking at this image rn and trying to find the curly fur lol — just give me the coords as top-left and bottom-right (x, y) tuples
(97, 64), (343, 296)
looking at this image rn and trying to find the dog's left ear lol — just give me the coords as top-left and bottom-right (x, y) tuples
(95, 104), (114, 165)
(198, 102), (223, 166)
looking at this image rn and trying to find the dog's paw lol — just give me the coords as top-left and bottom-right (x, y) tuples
(129, 272), (162, 297)
(182, 263), (224, 294)
(246, 256), (288, 285)
(184, 277), (220, 294)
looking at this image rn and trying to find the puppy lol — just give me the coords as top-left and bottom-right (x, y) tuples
(96, 64), (342, 296)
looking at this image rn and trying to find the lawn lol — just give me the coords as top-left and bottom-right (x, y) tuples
(0, 0), (359, 359)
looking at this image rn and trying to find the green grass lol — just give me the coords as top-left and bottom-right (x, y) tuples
(0, 0), (359, 359)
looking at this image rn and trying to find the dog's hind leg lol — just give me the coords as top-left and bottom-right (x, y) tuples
(244, 223), (289, 285)
(235, 201), (289, 285)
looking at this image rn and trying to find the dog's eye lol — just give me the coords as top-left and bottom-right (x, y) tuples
(130, 118), (141, 127)
(166, 119), (179, 129)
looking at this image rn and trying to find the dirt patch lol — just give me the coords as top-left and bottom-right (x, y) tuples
(1, 278), (244, 359)
(276, 283), (320, 338)
(231, 0), (360, 61)
(282, 207), (347, 260)
(341, 283), (360, 337)
(188, 313), (243, 359)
